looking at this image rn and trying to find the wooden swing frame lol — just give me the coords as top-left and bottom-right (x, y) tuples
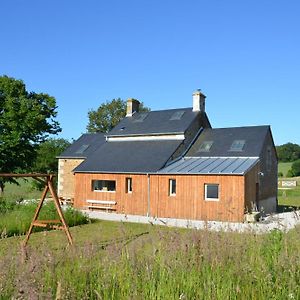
(0, 173), (73, 246)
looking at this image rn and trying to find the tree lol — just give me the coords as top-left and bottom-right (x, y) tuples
(31, 138), (70, 190)
(0, 75), (61, 192)
(276, 143), (300, 162)
(33, 138), (70, 173)
(87, 98), (150, 133)
(289, 159), (300, 177)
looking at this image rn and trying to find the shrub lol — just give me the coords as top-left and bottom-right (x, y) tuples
(0, 201), (89, 238)
(286, 169), (294, 178)
(291, 159), (300, 177)
(278, 171), (283, 177)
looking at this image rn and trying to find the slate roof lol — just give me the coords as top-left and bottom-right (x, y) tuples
(74, 140), (183, 173)
(58, 133), (106, 158)
(158, 157), (259, 175)
(186, 126), (270, 158)
(107, 108), (206, 137)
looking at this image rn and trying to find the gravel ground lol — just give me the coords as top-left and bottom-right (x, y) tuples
(83, 210), (300, 234)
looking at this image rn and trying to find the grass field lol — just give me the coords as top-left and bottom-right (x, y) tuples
(2, 179), (46, 202)
(278, 162), (293, 177)
(0, 220), (300, 299)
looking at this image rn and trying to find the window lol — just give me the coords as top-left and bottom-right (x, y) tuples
(198, 141), (213, 152)
(205, 184), (219, 201)
(170, 111), (185, 120)
(230, 140), (245, 151)
(126, 177), (132, 193)
(169, 179), (176, 196)
(75, 144), (90, 154)
(133, 113), (149, 122)
(92, 180), (116, 192)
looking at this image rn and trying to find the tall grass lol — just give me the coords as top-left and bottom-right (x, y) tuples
(0, 221), (299, 299)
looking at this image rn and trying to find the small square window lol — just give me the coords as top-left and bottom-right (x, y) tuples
(198, 141), (213, 152)
(126, 177), (132, 193)
(230, 140), (245, 151)
(205, 184), (219, 201)
(169, 179), (176, 196)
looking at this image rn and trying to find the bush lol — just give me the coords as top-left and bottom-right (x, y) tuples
(278, 171), (283, 177)
(0, 201), (89, 238)
(291, 159), (300, 177)
(286, 169), (294, 178)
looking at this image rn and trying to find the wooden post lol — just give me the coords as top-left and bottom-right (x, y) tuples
(23, 175), (73, 246)
(0, 173), (74, 246)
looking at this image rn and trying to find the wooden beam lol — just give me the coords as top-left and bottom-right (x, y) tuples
(0, 173), (55, 178)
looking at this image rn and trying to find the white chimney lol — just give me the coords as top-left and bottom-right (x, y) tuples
(192, 89), (206, 112)
(126, 98), (140, 117)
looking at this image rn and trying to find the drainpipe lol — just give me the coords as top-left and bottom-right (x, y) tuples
(147, 173), (150, 217)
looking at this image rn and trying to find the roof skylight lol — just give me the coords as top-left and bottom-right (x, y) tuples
(230, 140), (245, 151)
(198, 141), (213, 152)
(133, 113), (149, 123)
(170, 111), (185, 120)
(75, 144), (90, 154)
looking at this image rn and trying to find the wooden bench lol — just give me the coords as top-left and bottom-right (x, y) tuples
(86, 200), (117, 212)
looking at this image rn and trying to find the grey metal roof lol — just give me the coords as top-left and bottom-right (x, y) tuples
(107, 108), (207, 137)
(74, 140), (183, 173)
(58, 133), (106, 158)
(187, 126), (270, 158)
(158, 157), (259, 175)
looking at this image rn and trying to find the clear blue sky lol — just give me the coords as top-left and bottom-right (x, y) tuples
(1, 0), (299, 145)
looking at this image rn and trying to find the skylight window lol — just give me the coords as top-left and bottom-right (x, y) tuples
(75, 144), (90, 154)
(170, 111), (185, 120)
(133, 113), (148, 122)
(230, 140), (245, 151)
(198, 141), (213, 152)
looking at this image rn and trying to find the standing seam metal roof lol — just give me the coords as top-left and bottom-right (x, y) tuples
(158, 157), (259, 175)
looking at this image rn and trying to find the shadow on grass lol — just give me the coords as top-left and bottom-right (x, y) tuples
(277, 205), (300, 213)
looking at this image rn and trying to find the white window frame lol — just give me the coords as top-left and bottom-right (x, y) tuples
(126, 177), (132, 193)
(204, 184), (219, 201)
(169, 179), (176, 196)
(92, 180), (116, 193)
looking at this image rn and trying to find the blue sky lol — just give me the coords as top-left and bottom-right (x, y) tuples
(1, 0), (299, 145)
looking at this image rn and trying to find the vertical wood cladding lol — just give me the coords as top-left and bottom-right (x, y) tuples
(258, 129), (278, 201)
(74, 173), (148, 216)
(150, 175), (245, 222)
(75, 173), (246, 222)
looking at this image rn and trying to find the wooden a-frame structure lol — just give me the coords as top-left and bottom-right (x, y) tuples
(0, 174), (73, 246)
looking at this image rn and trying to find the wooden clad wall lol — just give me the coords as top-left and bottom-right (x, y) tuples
(74, 173), (148, 215)
(75, 173), (247, 222)
(244, 164), (260, 212)
(150, 174), (245, 222)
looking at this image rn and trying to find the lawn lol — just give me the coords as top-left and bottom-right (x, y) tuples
(0, 220), (300, 299)
(278, 162), (293, 177)
(1, 180), (300, 298)
(2, 178), (46, 202)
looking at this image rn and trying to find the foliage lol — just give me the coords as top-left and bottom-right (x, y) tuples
(278, 171), (283, 177)
(278, 162), (293, 177)
(31, 138), (70, 190)
(276, 143), (300, 162)
(33, 138), (70, 174)
(0, 221), (300, 299)
(0, 201), (89, 238)
(290, 159), (300, 177)
(87, 98), (150, 133)
(0, 75), (61, 190)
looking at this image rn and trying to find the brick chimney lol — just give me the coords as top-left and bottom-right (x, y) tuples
(126, 98), (140, 117)
(192, 89), (206, 112)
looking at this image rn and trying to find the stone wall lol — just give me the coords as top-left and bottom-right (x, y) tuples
(57, 158), (85, 199)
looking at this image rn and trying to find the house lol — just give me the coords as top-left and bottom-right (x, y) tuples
(58, 90), (277, 222)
